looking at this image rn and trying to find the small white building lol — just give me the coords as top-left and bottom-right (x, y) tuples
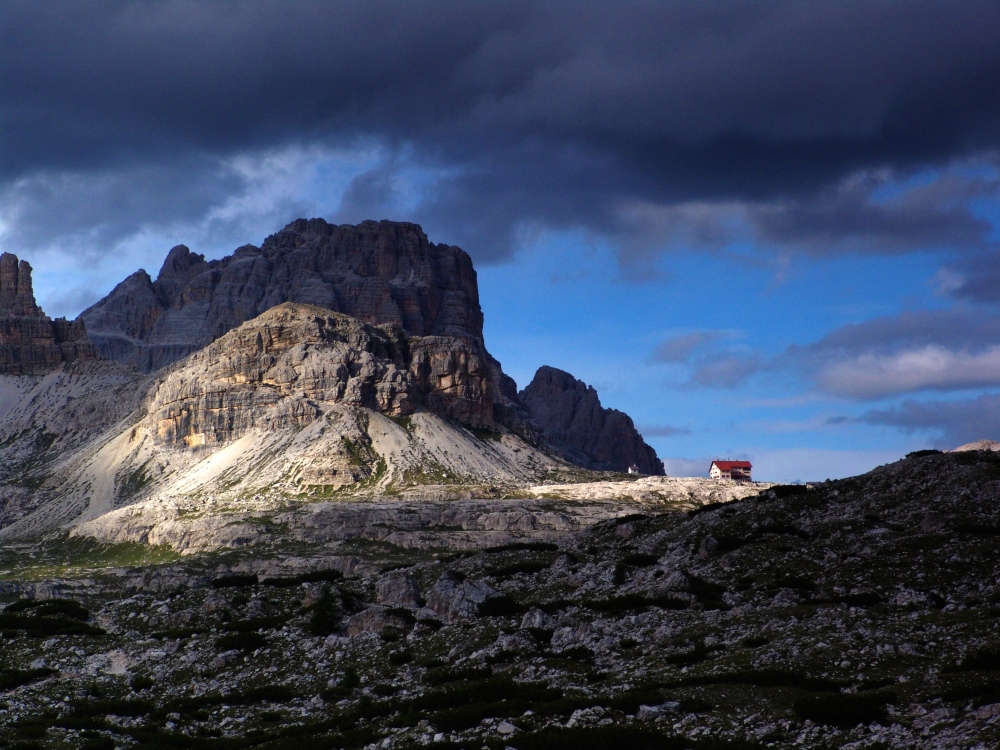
(627, 465), (641, 475)
(709, 460), (752, 481)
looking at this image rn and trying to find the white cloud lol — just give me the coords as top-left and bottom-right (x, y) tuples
(817, 344), (1000, 399)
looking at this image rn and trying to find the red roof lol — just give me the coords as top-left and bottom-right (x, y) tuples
(712, 461), (752, 470)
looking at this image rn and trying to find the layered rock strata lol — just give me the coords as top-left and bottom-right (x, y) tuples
(81, 219), (485, 372)
(76, 218), (662, 474)
(149, 302), (496, 448)
(519, 365), (664, 475)
(0, 252), (96, 374)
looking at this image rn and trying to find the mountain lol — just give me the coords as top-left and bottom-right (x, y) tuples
(0, 252), (96, 374)
(81, 219), (661, 474)
(0, 303), (570, 538)
(81, 219), (485, 372)
(0, 219), (667, 536)
(520, 366), (664, 475)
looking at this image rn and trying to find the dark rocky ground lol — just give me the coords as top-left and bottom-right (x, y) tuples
(3, 449), (1000, 749)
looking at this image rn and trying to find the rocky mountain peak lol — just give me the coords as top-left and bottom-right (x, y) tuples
(81, 219), (485, 372)
(0, 252), (44, 317)
(0, 252), (96, 374)
(519, 365), (664, 475)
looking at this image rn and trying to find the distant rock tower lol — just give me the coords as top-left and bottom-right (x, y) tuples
(0, 252), (97, 374)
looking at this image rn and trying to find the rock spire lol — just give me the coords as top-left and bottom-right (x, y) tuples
(0, 252), (97, 374)
(519, 366), (665, 475)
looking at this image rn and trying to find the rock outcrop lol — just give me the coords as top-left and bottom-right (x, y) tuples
(0, 252), (97, 374)
(149, 302), (496, 448)
(81, 219), (485, 372)
(519, 366), (664, 475)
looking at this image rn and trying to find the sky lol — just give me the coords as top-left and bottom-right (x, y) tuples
(2, 1), (1000, 482)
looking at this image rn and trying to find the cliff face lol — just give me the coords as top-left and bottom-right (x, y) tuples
(76, 218), (662, 474)
(149, 303), (496, 448)
(519, 366), (665, 475)
(0, 253), (97, 374)
(81, 219), (484, 372)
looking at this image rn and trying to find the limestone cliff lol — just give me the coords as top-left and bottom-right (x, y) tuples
(81, 219), (485, 372)
(519, 366), (665, 475)
(0, 252), (96, 374)
(149, 302), (496, 448)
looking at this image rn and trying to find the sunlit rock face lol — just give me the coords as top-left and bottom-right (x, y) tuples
(0, 252), (96, 374)
(149, 302), (496, 448)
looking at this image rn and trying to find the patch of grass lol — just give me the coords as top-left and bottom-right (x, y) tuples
(469, 427), (503, 442)
(118, 460), (153, 500)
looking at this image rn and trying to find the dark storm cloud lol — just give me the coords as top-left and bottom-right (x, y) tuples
(2, 0), (1000, 260)
(860, 395), (1000, 447)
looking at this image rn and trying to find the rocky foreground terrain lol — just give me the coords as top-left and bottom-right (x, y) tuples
(2, 449), (1000, 749)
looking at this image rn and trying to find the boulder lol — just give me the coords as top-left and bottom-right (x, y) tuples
(519, 607), (555, 630)
(345, 606), (414, 636)
(422, 571), (498, 622)
(377, 572), (422, 609)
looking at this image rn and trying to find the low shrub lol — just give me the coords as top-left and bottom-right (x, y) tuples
(5, 599), (90, 620)
(211, 574), (258, 589)
(130, 674), (155, 692)
(510, 726), (758, 750)
(263, 569), (344, 587)
(71, 698), (154, 717)
(477, 595), (525, 617)
(621, 553), (659, 567)
(308, 585), (342, 637)
(389, 649), (413, 665)
(425, 665), (492, 686)
(223, 615), (286, 632)
(214, 631), (267, 652)
(955, 646), (1000, 671)
(0, 667), (55, 691)
(485, 542), (558, 554)
(488, 561), (550, 578)
(584, 594), (689, 614)
(793, 690), (895, 727)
